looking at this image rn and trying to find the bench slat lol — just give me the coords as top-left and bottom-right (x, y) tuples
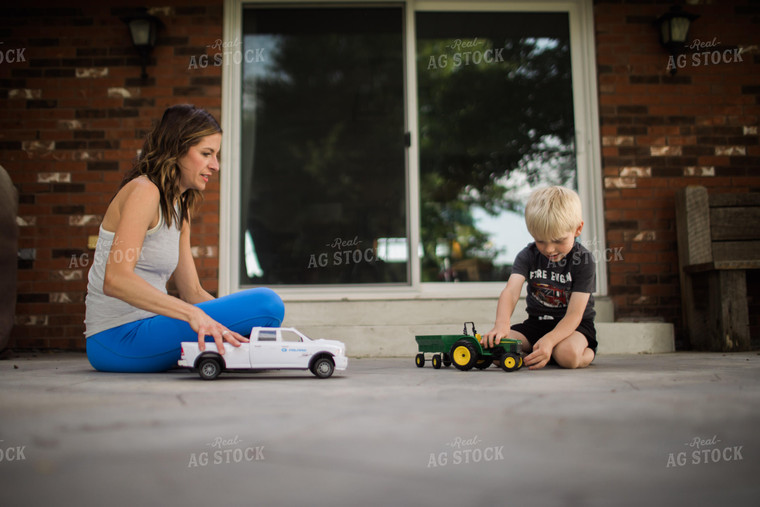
(709, 193), (760, 207)
(710, 207), (760, 241)
(712, 240), (760, 264)
(684, 260), (760, 273)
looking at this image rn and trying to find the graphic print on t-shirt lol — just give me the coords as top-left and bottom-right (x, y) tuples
(513, 242), (596, 321)
(532, 282), (568, 308)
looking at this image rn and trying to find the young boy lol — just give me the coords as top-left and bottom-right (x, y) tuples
(481, 186), (597, 369)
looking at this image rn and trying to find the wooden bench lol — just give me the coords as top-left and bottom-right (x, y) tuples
(676, 186), (760, 351)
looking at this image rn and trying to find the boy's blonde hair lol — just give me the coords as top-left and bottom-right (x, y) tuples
(524, 186), (583, 240)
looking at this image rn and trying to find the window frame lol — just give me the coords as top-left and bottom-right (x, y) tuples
(220, 0), (606, 299)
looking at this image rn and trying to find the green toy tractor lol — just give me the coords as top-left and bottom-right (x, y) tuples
(414, 322), (524, 372)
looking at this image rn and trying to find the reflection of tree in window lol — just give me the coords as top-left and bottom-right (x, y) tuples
(240, 8), (407, 286)
(416, 12), (577, 282)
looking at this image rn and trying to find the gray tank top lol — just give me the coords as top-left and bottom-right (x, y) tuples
(84, 206), (181, 337)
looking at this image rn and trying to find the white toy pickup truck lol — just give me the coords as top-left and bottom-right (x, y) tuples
(178, 327), (348, 380)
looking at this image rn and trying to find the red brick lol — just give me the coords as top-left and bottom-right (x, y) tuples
(2, 1), (223, 350)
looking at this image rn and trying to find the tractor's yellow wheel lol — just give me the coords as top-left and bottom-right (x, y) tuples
(452, 345), (471, 365)
(499, 353), (520, 372)
(450, 340), (477, 371)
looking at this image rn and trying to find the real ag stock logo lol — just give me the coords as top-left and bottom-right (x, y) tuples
(666, 37), (744, 72)
(187, 38), (266, 70)
(425, 38), (505, 71)
(427, 435), (504, 468)
(666, 434), (744, 468)
(187, 435), (265, 468)
(307, 236), (377, 269)
(0, 42), (26, 65)
(0, 440), (27, 463)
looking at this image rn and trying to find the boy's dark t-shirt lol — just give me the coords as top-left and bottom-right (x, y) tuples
(511, 242), (596, 321)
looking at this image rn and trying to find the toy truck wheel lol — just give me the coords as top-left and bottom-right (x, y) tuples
(474, 357), (492, 370)
(498, 353), (521, 372)
(311, 357), (335, 379)
(198, 357), (222, 380)
(443, 354), (452, 367)
(432, 354), (442, 369)
(450, 340), (477, 371)
(415, 353), (425, 368)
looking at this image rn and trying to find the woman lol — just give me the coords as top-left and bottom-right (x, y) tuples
(85, 104), (284, 372)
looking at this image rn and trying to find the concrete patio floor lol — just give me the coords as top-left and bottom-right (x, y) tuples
(0, 351), (758, 507)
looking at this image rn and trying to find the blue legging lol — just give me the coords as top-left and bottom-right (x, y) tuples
(86, 288), (284, 373)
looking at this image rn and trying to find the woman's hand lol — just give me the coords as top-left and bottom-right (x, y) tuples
(189, 307), (249, 354)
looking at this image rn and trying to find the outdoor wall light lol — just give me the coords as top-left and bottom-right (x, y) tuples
(655, 5), (699, 74)
(122, 11), (160, 80)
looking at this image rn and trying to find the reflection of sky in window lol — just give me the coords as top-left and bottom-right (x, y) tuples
(471, 207), (534, 265)
(527, 37), (559, 52)
(511, 38), (562, 79)
(494, 136), (576, 265)
(463, 132), (576, 267)
(242, 35), (288, 112)
(375, 238), (410, 263)
(243, 35), (284, 80)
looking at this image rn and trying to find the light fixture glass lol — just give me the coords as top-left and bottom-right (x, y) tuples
(654, 5), (699, 74)
(122, 12), (160, 80)
(128, 18), (155, 48)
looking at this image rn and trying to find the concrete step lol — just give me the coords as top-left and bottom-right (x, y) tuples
(596, 322), (675, 355)
(281, 297), (675, 357)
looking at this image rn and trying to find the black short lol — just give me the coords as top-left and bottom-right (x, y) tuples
(511, 317), (598, 354)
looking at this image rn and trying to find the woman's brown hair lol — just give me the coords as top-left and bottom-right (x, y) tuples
(119, 104), (222, 228)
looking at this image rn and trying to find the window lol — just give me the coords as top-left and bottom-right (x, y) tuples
(416, 11), (577, 282)
(280, 330), (303, 343)
(240, 6), (408, 286)
(223, 0), (604, 295)
(258, 330), (277, 341)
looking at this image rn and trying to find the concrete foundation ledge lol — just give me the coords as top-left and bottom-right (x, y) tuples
(295, 321), (675, 358)
(595, 322), (675, 355)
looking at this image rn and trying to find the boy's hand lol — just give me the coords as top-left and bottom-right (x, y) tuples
(481, 326), (508, 349)
(524, 337), (553, 370)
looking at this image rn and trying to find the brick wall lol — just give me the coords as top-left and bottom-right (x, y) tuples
(1, 1), (224, 350)
(595, 0), (760, 347)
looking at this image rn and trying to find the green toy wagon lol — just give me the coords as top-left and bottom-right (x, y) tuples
(414, 322), (524, 372)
